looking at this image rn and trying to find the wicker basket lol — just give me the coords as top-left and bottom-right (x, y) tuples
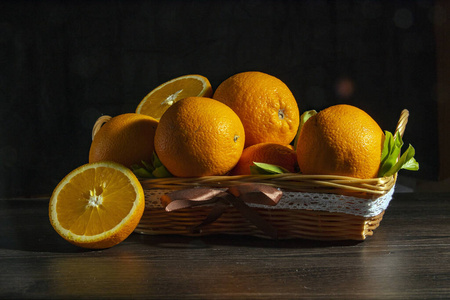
(93, 109), (409, 241)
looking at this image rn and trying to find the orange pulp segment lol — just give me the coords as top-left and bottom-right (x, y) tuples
(49, 161), (145, 249)
(136, 74), (213, 120)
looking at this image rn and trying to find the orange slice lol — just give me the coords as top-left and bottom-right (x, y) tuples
(49, 161), (145, 249)
(136, 74), (213, 120)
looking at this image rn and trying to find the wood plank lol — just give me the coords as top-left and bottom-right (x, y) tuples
(0, 193), (449, 299)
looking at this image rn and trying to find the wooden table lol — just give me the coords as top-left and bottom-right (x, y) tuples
(1, 193), (449, 299)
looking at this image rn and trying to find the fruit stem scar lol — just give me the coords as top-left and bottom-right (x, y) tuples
(87, 187), (103, 207)
(234, 135), (239, 142)
(161, 89), (183, 106)
(278, 109), (285, 120)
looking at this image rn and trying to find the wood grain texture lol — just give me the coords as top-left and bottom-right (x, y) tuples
(0, 193), (449, 299)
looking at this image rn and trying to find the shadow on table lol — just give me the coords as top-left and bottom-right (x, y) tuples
(135, 233), (362, 249)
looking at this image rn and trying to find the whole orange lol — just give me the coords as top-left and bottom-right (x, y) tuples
(230, 143), (298, 175)
(296, 104), (384, 179)
(89, 113), (158, 168)
(213, 71), (300, 147)
(154, 97), (245, 177)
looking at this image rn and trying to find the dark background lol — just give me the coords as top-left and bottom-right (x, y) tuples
(0, 0), (443, 198)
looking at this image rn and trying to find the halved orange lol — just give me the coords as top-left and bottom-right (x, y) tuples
(136, 74), (213, 120)
(49, 161), (145, 249)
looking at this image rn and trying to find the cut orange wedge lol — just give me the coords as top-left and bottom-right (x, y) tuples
(49, 161), (145, 249)
(136, 74), (213, 120)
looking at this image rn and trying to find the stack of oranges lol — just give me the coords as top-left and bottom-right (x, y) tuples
(89, 71), (308, 178)
(49, 71), (388, 249)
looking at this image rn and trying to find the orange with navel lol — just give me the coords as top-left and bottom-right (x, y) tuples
(154, 97), (245, 177)
(296, 104), (384, 179)
(89, 113), (158, 168)
(230, 143), (298, 175)
(213, 71), (300, 147)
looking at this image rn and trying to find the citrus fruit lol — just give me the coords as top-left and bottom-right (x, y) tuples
(136, 74), (213, 120)
(230, 142), (298, 175)
(154, 96), (245, 177)
(49, 161), (145, 249)
(89, 113), (158, 168)
(296, 104), (385, 179)
(213, 71), (300, 147)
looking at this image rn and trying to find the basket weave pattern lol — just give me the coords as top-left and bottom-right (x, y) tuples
(109, 110), (409, 241)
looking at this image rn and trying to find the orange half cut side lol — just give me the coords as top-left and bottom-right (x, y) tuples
(136, 74), (213, 120)
(49, 161), (145, 249)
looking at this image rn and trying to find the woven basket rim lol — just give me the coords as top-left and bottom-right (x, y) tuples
(139, 172), (397, 197)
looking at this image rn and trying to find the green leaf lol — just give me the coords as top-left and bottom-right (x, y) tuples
(152, 152), (163, 168)
(384, 145), (419, 177)
(151, 153), (173, 178)
(402, 157), (419, 171)
(250, 162), (290, 175)
(379, 131), (392, 166)
(152, 165), (173, 178)
(379, 131), (401, 176)
(378, 131), (419, 177)
(131, 164), (155, 178)
(131, 152), (173, 178)
(142, 160), (153, 171)
(293, 110), (317, 151)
